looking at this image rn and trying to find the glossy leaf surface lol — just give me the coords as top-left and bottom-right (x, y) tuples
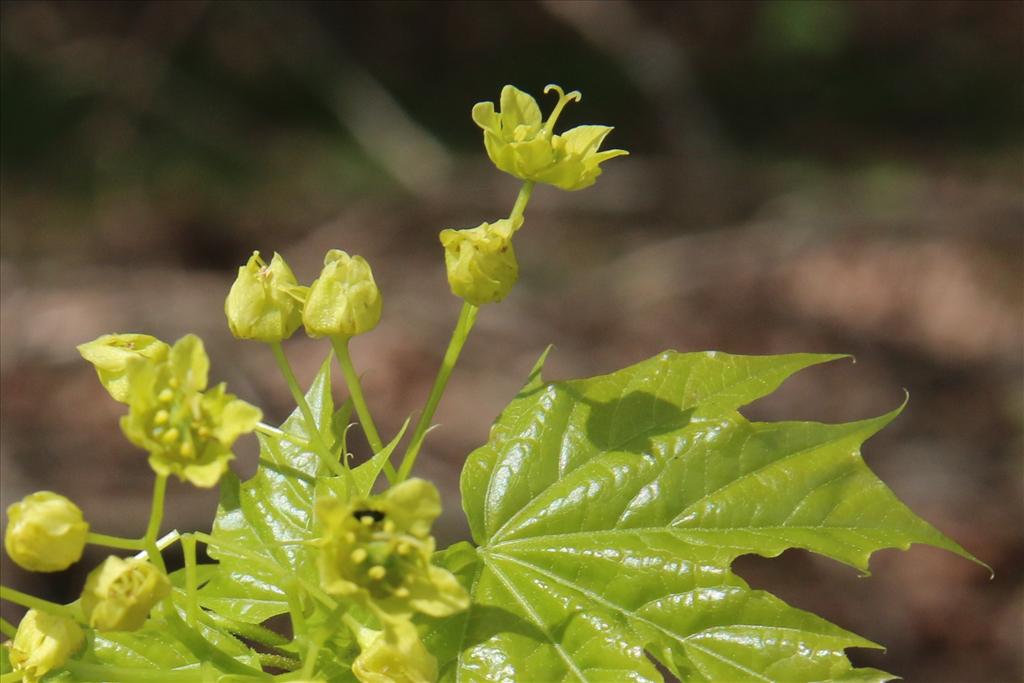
(439, 351), (976, 682)
(202, 356), (337, 622)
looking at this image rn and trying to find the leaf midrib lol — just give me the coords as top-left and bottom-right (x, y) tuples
(490, 421), (881, 549)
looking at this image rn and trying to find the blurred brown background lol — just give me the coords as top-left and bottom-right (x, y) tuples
(1, 1), (1021, 680)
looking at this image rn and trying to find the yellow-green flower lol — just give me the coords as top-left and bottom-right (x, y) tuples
(4, 491), (89, 572)
(316, 479), (468, 620)
(439, 217), (520, 305)
(225, 251), (307, 342)
(304, 250), (383, 338)
(472, 84), (628, 191)
(120, 334), (261, 487)
(81, 555), (170, 631)
(352, 620), (437, 683)
(9, 609), (84, 683)
(77, 333), (170, 403)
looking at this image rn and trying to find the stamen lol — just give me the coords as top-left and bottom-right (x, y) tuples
(161, 428), (180, 445)
(154, 410), (170, 426)
(367, 566), (386, 580)
(158, 389), (174, 403)
(351, 548), (368, 564)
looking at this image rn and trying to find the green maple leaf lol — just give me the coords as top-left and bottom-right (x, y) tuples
(429, 350), (980, 682)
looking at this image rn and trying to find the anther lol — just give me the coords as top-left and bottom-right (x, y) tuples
(351, 548), (368, 564)
(154, 410), (170, 426)
(367, 566), (386, 581)
(161, 428), (180, 444)
(158, 389), (174, 403)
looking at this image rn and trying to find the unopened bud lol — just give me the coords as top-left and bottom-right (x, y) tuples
(225, 251), (306, 342)
(5, 491), (89, 572)
(439, 217), (520, 305)
(303, 250), (382, 338)
(9, 609), (84, 683)
(81, 556), (171, 631)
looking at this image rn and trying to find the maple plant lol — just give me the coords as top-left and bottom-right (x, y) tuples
(0, 84), (981, 683)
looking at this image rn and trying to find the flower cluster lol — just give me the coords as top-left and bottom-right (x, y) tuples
(316, 479), (467, 620)
(2, 81), (627, 683)
(316, 479), (468, 683)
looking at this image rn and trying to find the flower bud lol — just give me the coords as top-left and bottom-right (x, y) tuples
(472, 84), (628, 191)
(225, 251), (306, 342)
(439, 217), (520, 306)
(9, 609), (84, 683)
(303, 250), (382, 338)
(5, 492), (89, 572)
(352, 620), (438, 683)
(81, 556), (171, 631)
(77, 333), (170, 403)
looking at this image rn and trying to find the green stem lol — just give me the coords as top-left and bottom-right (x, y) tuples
(509, 181), (535, 223)
(300, 640), (321, 678)
(62, 662), (203, 683)
(396, 301), (479, 482)
(162, 606), (269, 678)
(255, 422), (313, 450)
(268, 342), (347, 480)
(200, 611), (290, 648)
(0, 586), (74, 618)
(86, 531), (145, 550)
(331, 336), (396, 481)
(0, 615), (16, 637)
(285, 579), (307, 640)
(181, 534), (200, 626)
(260, 653), (301, 672)
(143, 474), (168, 573)
(341, 612), (369, 640)
(1, 673), (25, 683)
(395, 180), (535, 482)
